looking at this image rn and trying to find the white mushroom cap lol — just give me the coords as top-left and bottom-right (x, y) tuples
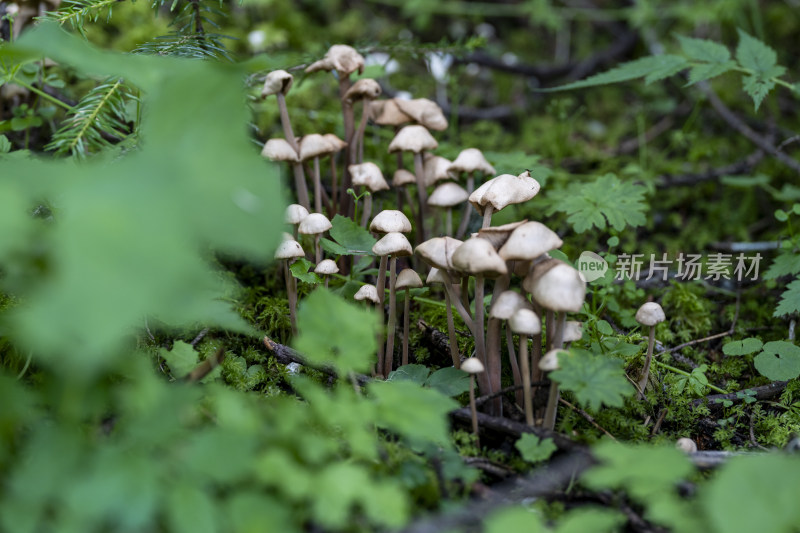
(392, 169), (417, 187)
(274, 239), (305, 260)
(461, 357), (485, 374)
(636, 302), (666, 326)
(314, 259), (339, 275)
(343, 78), (382, 101)
(448, 148), (495, 177)
(422, 154), (453, 187)
(285, 204), (309, 225)
(451, 237), (508, 278)
(322, 133), (347, 152)
(298, 213), (332, 235)
(395, 268), (423, 290)
(509, 308), (542, 336)
(489, 291), (533, 320)
(428, 182), (469, 208)
(388, 125), (438, 154)
(676, 438), (697, 453)
(261, 138), (299, 162)
(415, 236), (463, 271)
(369, 98), (412, 126)
(562, 321), (583, 344)
(476, 220), (527, 249)
(540, 349), (566, 372)
(370, 210), (412, 234)
(523, 258), (586, 313)
(425, 267), (446, 285)
(298, 134), (334, 161)
(498, 221), (563, 262)
(468, 171), (541, 215)
(395, 98), (448, 131)
(349, 162), (389, 192)
(305, 44), (365, 76)
(372, 232), (413, 257)
(354, 284), (380, 304)
(261, 69), (294, 97)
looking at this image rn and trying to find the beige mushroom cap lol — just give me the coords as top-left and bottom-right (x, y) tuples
(428, 182), (469, 208)
(372, 232), (413, 257)
(305, 44), (365, 76)
(369, 98), (412, 126)
(509, 308), (542, 336)
(489, 290), (533, 320)
(285, 204), (309, 225)
(425, 267), (446, 285)
(448, 148), (495, 177)
(395, 98), (448, 131)
(676, 438), (697, 453)
(298, 213), (332, 235)
(422, 154), (453, 187)
(461, 357), (485, 374)
(261, 138), (299, 162)
(498, 221), (563, 262)
(469, 171), (541, 215)
(322, 133), (348, 152)
(343, 78), (382, 102)
(562, 321), (583, 344)
(349, 162), (389, 192)
(392, 169), (417, 187)
(355, 284), (380, 304)
(274, 239), (305, 260)
(636, 302), (666, 326)
(261, 69), (294, 97)
(314, 259), (339, 275)
(396, 268), (423, 290)
(476, 220), (527, 249)
(299, 134), (336, 161)
(524, 258), (586, 313)
(540, 349), (567, 372)
(370, 210), (412, 234)
(451, 237), (508, 278)
(388, 125), (438, 154)
(415, 236), (463, 271)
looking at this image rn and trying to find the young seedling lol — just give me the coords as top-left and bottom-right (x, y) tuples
(395, 268), (423, 366)
(461, 356), (485, 447)
(635, 301), (666, 399)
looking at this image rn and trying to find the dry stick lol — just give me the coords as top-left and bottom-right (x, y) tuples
(262, 336), (370, 385)
(691, 380), (788, 409)
(384, 256), (398, 377)
(559, 397), (617, 441)
(474, 382), (549, 406)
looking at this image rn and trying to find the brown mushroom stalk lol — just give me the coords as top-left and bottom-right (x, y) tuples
(482, 204), (494, 229)
(461, 357), (485, 447)
(413, 152), (428, 241)
(397, 269), (423, 366)
(384, 256), (398, 376)
(635, 302), (666, 399)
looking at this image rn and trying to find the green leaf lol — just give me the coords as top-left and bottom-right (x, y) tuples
(485, 507), (546, 533)
(736, 30), (786, 110)
(703, 453), (800, 533)
(320, 237), (349, 256)
(555, 508), (626, 533)
(764, 253), (800, 280)
(0, 135), (10, 153)
(742, 74), (776, 111)
(674, 363), (710, 396)
(424, 367), (471, 397)
(328, 214), (376, 255)
(774, 279), (800, 317)
(166, 484), (220, 533)
(547, 173), (647, 233)
(677, 34), (731, 63)
(515, 434), (556, 463)
(542, 55), (688, 92)
(369, 380), (458, 446)
(722, 337), (763, 356)
(753, 340), (800, 380)
(720, 174), (771, 188)
(225, 492), (298, 533)
(387, 364), (430, 385)
(289, 257), (322, 285)
(160, 341), (200, 378)
(294, 288), (381, 376)
(550, 349), (632, 410)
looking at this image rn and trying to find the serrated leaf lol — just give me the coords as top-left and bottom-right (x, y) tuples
(742, 74), (776, 111)
(543, 55), (688, 92)
(550, 349), (632, 410)
(547, 173), (647, 233)
(160, 341), (200, 378)
(289, 257), (322, 285)
(515, 434), (556, 463)
(0, 135), (10, 153)
(774, 279), (800, 317)
(765, 254), (800, 280)
(735, 30), (786, 110)
(753, 340), (800, 380)
(387, 364), (430, 385)
(424, 367), (470, 397)
(320, 237), (349, 256)
(676, 34), (731, 63)
(722, 337), (763, 356)
(686, 62), (736, 85)
(328, 214), (376, 255)
(293, 288), (381, 376)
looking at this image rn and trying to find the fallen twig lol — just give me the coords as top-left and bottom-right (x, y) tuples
(262, 335), (371, 385)
(559, 397), (617, 441)
(691, 380), (789, 409)
(450, 407), (581, 452)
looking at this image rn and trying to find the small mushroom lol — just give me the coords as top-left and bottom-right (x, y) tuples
(508, 308), (542, 426)
(388, 125), (438, 242)
(635, 302), (666, 399)
(448, 148), (495, 238)
(285, 203), (309, 239)
(262, 138), (309, 210)
(676, 437), (697, 453)
(298, 212), (332, 264)
(343, 79), (382, 164)
(461, 357), (485, 446)
(428, 181), (469, 236)
(314, 258), (339, 288)
(395, 268), (423, 366)
(469, 170), (541, 229)
(274, 238), (305, 335)
(540, 348), (567, 429)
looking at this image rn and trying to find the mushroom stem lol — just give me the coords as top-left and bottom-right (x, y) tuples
(376, 255), (388, 375)
(469, 374), (479, 446)
(413, 152), (428, 242)
(554, 311), (566, 349)
(519, 334), (533, 426)
(291, 163), (310, 211)
(313, 157), (322, 214)
(283, 260), (298, 335)
(482, 204), (494, 229)
(637, 325), (656, 399)
(330, 156), (339, 216)
(276, 93), (297, 151)
(542, 381), (560, 431)
(402, 287), (411, 366)
(384, 256), (398, 377)
(360, 192), (372, 228)
(506, 324), (523, 407)
(473, 275), (488, 387)
(486, 273), (510, 416)
(352, 104), (369, 165)
(456, 172), (475, 239)
(545, 309), (555, 350)
(445, 207), (453, 236)
(314, 234), (322, 264)
(338, 77), (355, 218)
(444, 290), (460, 368)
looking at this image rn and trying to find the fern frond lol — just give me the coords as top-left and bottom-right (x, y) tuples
(45, 77), (134, 158)
(43, 0), (120, 36)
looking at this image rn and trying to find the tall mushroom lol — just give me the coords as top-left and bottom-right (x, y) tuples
(426, 267), (461, 369)
(322, 133), (348, 215)
(298, 212), (332, 264)
(299, 134), (335, 214)
(261, 138), (309, 210)
(343, 78), (382, 164)
(469, 170), (541, 229)
(274, 238), (305, 335)
(388, 125), (438, 242)
(509, 308), (542, 426)
(489, 290), (533, 407)
(448, 148), (495, 238)
(635, 302), (666, 399)
(349, 162), (389, 227)
(369, 209), (413, 309)
(428, 181), (469, 236)
(396, 268), (423, 366)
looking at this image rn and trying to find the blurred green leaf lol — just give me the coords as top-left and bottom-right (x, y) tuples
(515, 434), (556, 463)
(753, 340), (800, 380)
(722, 337), (763, 356)
(369, 380), (457, 446)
